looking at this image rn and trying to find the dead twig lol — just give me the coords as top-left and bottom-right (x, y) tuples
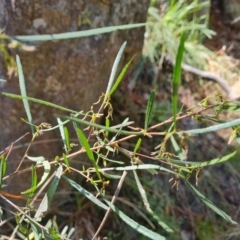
(92, 171), (128, 240)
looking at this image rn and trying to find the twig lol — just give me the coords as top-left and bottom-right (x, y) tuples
(0, 195), (48, 240)
(0, 132), (30, 156)
(2, 103), (220, 182)
(147, 103), (219, 131)
(105, 195), (155, 229)
(15, 137), (33, 172)
(92, 171), (128, 240)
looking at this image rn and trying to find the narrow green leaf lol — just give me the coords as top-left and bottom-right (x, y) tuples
(57, 118), (67, 153)
(16, 55), (34, 133)
(26, 165), (38, 206)
(16, 214), (28, 234)
(67, 227), (75, 239)
(215, 102), (240, 112)
(42, 230), (56, 240)
(133, 138), (142, 155)
(14, 23), (146, 42)
(35, 165), (63, 218)
(171, 151), (236, 168)
(76, 128), (101, 180)
(108, 55), (135, 96)
(62, 153), (70, 169)
(172, 32), (186, 130)
(2, 93), (78, 114)
(185, 180), (237, 224)
(109, 118), (132, 143)
(64, 126), (71, 151)
(49, 228), (61, 240)
(16, 209), (54, 240)
(105, 118), (110, 137)
(31, 223), (41, 240)
(63, 176), (108, 210)
(0, 156), (7, 189)
(72, 120), (82, 148)
(60, 226), (69, 237)
(47, 165), (63, 204)
(180, 118), (240, 135)
(101, 172), (122, 179)
(236, 132), (240, 144)
(133, 170), (173, 232)
(98, 154), (124, 164)
(0, 206), (3, 221)
(89, 164), (181, 176)
(105, 145), (115, 152)
(66, 227), (75, 239)
(21, 160), (51, 194)
(103, 197), (166, 240)
(170, 136), (186, 161)
(108, 118), (133, 129)
(26, 155), (45, 164)
(63, 126), (71, 152)
(145, 90), (155, 130)
(104, 41), (127, 102)
(64, 116), (140, 136)
(45, 219), (53, 229)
